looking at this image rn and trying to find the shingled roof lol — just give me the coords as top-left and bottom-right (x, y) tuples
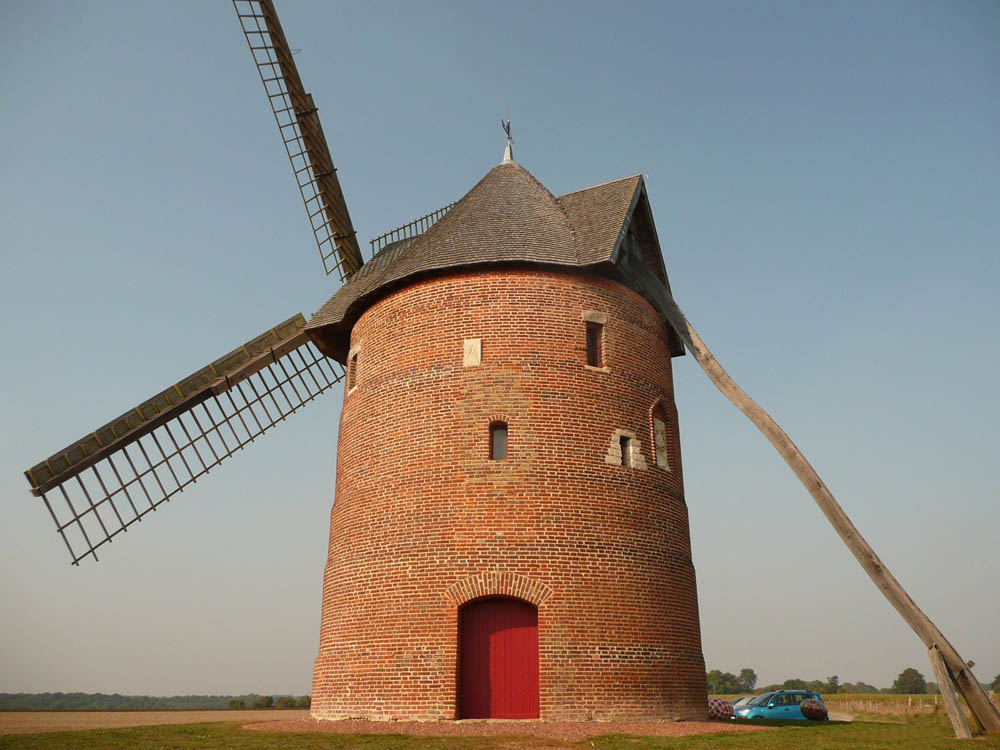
(306, 159), (676, 362)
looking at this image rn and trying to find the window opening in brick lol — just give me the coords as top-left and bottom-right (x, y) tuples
(348, 352), (358, 390)
(585, 321), (604, 367)
(652, 403), (671, 471)
(490, 422), (508, 460)
(619, 434), (632, 467)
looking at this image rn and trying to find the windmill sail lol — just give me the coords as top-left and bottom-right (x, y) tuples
(23, 314), (343, 565)
(368, 202), (457, 259)
(234, 0), (363, 280)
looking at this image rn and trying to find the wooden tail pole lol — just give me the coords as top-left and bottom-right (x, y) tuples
(618, 251), (1000, 736)
(929, 646), (972, 737)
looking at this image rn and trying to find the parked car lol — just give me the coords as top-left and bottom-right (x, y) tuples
(730, 696), (753, 708)
(731, 690), (827, 720)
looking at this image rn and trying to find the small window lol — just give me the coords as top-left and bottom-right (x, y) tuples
(606, 429), (645, 469)
(619, 434), (632, 467)
(585, 321), (603, 367)
(490, 422), (507, 460)
(348, 352), (358, 390)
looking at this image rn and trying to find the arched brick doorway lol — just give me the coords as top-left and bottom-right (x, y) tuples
(459, 597), (539, 719)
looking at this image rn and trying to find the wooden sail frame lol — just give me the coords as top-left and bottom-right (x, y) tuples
(368, 202), (458, 259)
(23, 314), (344, 565)
(234, 0), (363, 280)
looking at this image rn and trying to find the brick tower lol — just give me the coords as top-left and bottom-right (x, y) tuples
(304, 151), (707, 721)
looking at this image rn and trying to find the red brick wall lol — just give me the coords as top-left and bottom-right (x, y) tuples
(311, 267), (707, 721)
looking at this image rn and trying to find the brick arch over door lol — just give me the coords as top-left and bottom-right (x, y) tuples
(459, 597), (539, 719)
(444, 571), (553, 608)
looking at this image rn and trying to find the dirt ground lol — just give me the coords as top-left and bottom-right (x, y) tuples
(0, 709), (309, 735)
(245, 717), (771, 741)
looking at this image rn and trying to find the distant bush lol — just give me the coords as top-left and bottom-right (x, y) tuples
(839, 681), (880, 694)
(228, 699), (246, 709)
(252, 696), (274, 709)
(296, 695), (311, 709)
(704, 668), (757, 694)
(892, 668), (927, 694)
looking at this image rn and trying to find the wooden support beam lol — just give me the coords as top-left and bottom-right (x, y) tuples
(929, 646), (972, 739)
(616, 248), (1000, 736)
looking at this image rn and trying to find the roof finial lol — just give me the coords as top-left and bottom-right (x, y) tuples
(501, 106), (514, 163)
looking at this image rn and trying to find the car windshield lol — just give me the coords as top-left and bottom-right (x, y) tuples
(748, 693), (773, 706)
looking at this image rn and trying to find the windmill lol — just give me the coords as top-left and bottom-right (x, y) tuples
(19, 0), (998, 733)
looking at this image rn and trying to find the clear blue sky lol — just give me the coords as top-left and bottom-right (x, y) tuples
(1, 0), (997, 696)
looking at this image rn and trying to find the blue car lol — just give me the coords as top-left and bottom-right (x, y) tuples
(732, 690), (827, 720)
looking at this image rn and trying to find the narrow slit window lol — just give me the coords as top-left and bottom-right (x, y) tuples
(619, 434), (632, 467)
(490, 422), (508, 461)
(586, 321), (604, 367)
(653, 405), (670, 471)
(348, 352), (358, 390)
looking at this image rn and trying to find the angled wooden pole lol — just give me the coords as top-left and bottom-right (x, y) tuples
(929, 646), (972, 738)
(618, 251), (1000, 736)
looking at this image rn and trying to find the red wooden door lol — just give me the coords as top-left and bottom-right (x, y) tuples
(459, 597), (539, 719)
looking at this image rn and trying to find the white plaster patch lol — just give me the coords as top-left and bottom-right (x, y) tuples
(463, 338), (482, 366)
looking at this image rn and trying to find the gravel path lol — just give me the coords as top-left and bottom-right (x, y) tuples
(245, 718), (771, 741)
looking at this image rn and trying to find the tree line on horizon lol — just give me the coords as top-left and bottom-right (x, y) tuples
(6, 671), (998, 711)
(707, 668), (1000, 696)
(0, 693), (311, 711)
(227, 695), (311, 709)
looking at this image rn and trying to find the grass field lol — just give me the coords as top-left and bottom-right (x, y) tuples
(1, 714), (999, 749)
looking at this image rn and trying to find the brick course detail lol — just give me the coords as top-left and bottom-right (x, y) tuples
(311, 266), (707, 721)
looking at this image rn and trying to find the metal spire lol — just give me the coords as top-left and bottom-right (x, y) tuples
(501, 107), (514, 163)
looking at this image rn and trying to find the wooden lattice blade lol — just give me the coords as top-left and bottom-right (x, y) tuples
(368, 202), (457, 260)
(23, 313), (344, 565)
(234, 0), (363, 280)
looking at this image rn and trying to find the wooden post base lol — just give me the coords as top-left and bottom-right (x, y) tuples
(928, 646), (972, 738)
